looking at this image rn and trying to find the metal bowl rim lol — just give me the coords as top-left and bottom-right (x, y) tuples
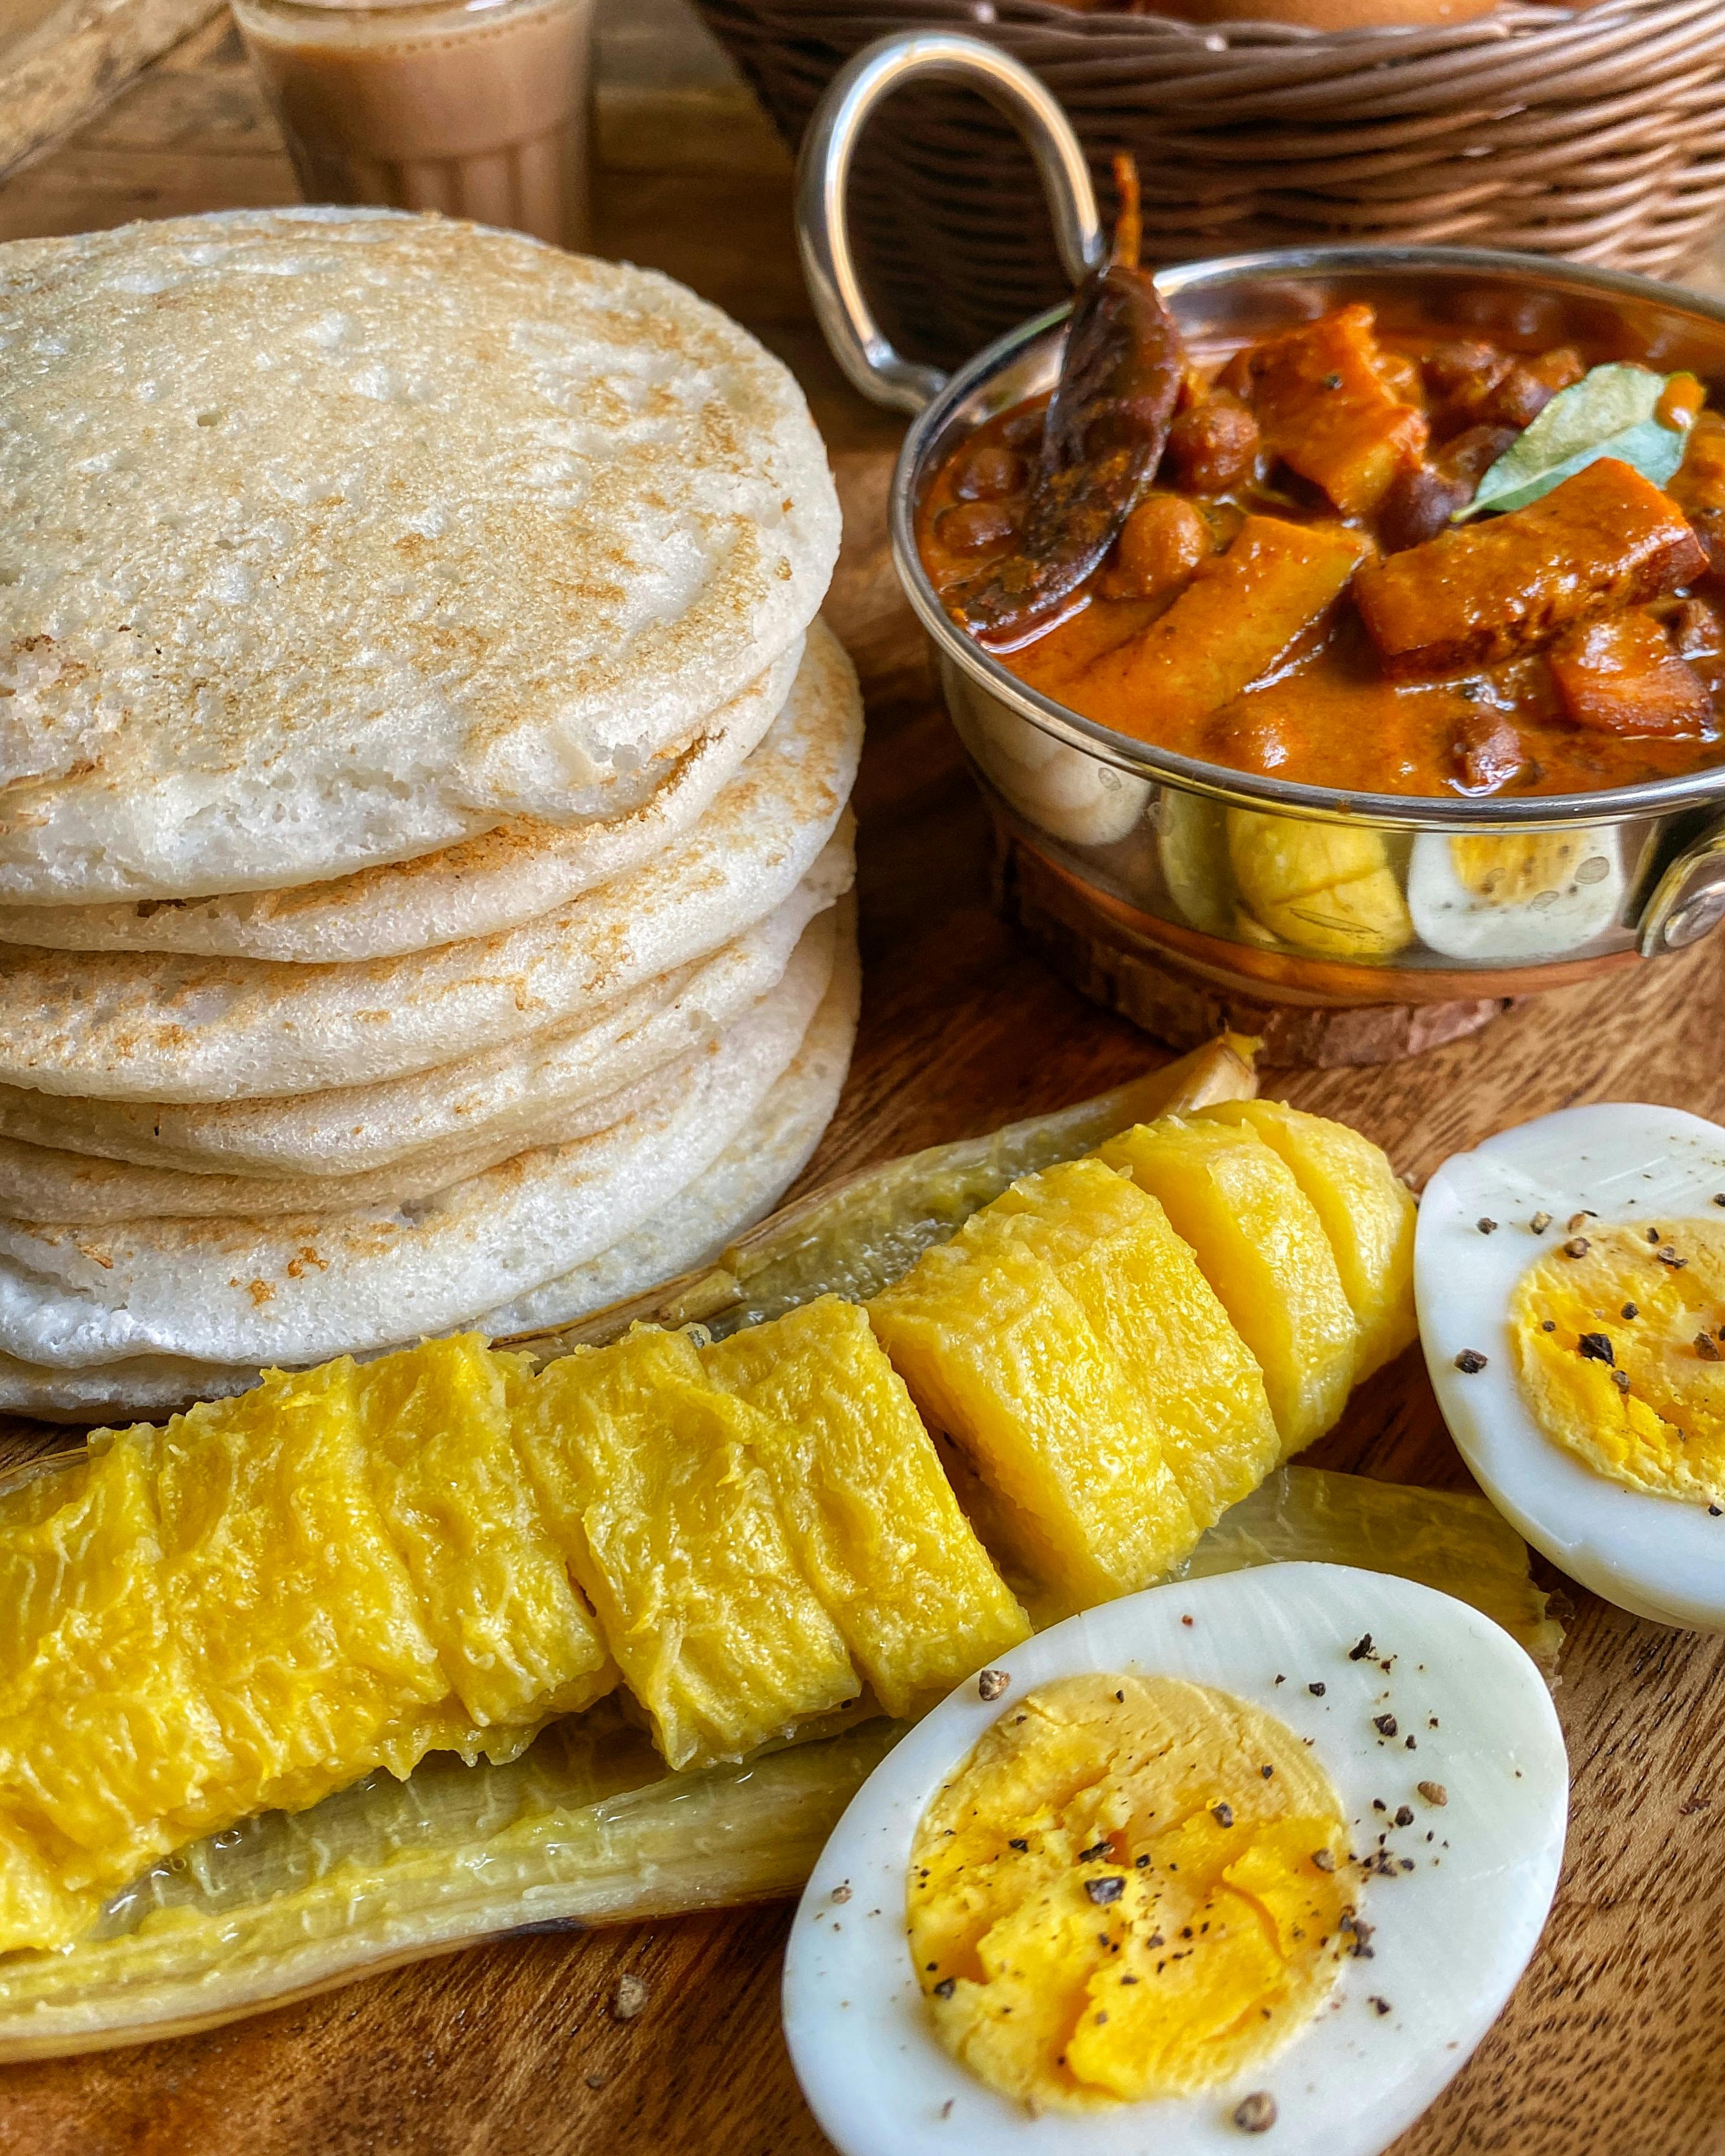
(890, 242), (1725, 831)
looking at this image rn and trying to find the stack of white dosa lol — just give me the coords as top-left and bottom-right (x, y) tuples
(0, 209), (862, 1419)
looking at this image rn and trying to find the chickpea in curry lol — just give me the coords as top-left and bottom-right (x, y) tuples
(918, 297), (1725, 800)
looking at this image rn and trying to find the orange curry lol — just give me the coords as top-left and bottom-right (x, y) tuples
(918, 304), (1725, 799)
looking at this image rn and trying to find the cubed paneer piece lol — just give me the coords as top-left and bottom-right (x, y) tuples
(703, 1297), (1028, 1718)
(356, 1336), (614, 1739)
(1084, 515), (1368, 732)
(1195, 1102), (1416, 1382)
(1548, 608), (1711, 736)
(1098, 1118), (1359, 1458)
(152, 1358), (451, 1821)
(1355, 458), (1707, 677)
(516, 1329), (859, 1771)
(1226, 809), (1412, 960)
(869, 1234), (1199, 1611)
(974, 1157), (1279, 1534)
(1238, 305), (1428, 516)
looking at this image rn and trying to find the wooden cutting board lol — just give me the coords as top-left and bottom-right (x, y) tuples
(1, 24), (1723, 2152)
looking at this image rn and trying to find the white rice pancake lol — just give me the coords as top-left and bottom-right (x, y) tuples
(0, 209), (840, 903)
(484, 903), (857, 1335)
(0, 907), (857, 1421)
(0, 860), (845, 1184)
(0, 637), (802, 963)
(0, 629), (861, 1102)
(0, 905), (837, 1371)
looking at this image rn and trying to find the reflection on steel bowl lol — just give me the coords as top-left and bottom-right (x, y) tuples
(798, 32), (1725, 1005)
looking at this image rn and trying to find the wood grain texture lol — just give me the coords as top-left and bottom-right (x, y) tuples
(0, 0), (219, 180)
(1, 26), (1724, 2155)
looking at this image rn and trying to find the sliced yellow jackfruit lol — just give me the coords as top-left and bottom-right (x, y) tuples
(703, 1296), (1030, 1717)
(978, 1157), (1281, 1533)
(869, 1231), (1195, 1609)
(515, 1329), (860, 1771)
(1197, 1100), (1417, 1380)
(355, 1336), (614, 1745)
(1098, 1118), (1359, 1456)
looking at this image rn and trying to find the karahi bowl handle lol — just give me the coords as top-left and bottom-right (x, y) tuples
(795, 30), (1104, 416)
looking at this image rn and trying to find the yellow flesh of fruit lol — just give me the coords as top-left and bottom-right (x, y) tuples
(1511, 1221), (1725, 1506)
(703, 1296), (1030, 1719)
(0, 1083), (1418, 1956)
(0, 1340), (620, 1952)
(350, 1336), (617, 1755)
(1100, 1118), (1360, 1456)
(908, 1673), (1350, 2112)
(0, 1434), (227, 1944)
(1198, 1100), (1417, 1381)
(516, 1329), (860, 1771)
(149, 1357), (452, 1818)
(976, 1157), (1281, 1533)
(869, 1233), (1198, 1609)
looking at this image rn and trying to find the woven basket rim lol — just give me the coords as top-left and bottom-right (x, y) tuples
(762, 0), (1723, 68)
(698, 0), (1725, 363)
(740, 0), (1725, 126)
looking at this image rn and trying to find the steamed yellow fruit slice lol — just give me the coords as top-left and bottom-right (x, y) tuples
(977, 1157), (1281, 1533)
(0, 1469), (1553, 2062)
(1099, 1117), (1360, 1456)
(515, 1329), (861, 1771)
(0, 1433), (225, 1948)
(150, 1358), (454, 1819)
(704, 1297), (1030, 1719)
(869, 1233), (1199, 1610)
(354, 1336), (616, 1738)
(0, 1039), (1440, 2034)
(1198, 1100), (1417, 1381)
(0, 1345), (627, 1956)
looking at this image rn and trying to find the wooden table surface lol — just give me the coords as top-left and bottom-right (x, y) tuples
(3, 21), (1725, 2154)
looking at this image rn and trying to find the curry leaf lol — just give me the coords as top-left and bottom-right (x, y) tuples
(1453, 363), (1695, 522)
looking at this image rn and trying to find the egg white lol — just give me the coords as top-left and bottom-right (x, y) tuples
(782, 1562), (1566, 2156)
(949, 694), (1150, 849)
(1406, 828), (1623, 963)
(1417, 1102), (1725, 1631)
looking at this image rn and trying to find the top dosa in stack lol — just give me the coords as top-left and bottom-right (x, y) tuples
(0, 208), (861, 1419)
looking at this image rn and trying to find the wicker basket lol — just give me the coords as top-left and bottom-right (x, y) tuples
(696, 0), (1725, 370)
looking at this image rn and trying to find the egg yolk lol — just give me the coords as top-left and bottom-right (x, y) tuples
(1447, 832), (1596, 906)
(907, 1673), (1351, 2114)
(1511, 1221), (1725, 1506)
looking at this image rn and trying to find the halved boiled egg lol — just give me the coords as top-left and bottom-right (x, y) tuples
(1407, 829), (1623, 963)
(783, 1562), (1566, 2156)
(1418, 1103), (1725, 1629)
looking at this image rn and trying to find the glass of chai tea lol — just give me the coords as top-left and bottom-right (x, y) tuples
(231, 0), (595, 250)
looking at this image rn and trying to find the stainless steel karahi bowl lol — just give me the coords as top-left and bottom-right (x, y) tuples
(796, 32), (1725, 1014)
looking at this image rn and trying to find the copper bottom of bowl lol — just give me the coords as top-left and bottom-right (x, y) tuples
(989, 815), (1651, 1067)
